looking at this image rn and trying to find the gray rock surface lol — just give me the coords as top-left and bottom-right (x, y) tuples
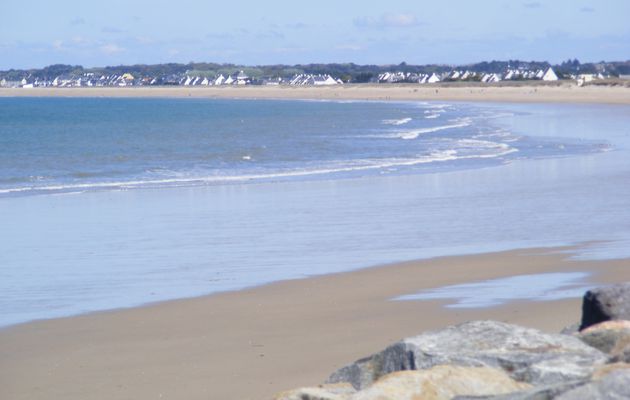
(350, 366), (529, 400)
(274, 383), (356, 400)
(560, 323), (580, 336)
(327, 321), (606, 390)
(580, 283), (630, 330)
(453, 380), (587, 400)
(555, 369), (630, 400)
(577, 320), (630, 355)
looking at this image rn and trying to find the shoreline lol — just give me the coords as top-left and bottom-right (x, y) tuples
(1, 245), (629, 400)
(1, 83), (630, 104)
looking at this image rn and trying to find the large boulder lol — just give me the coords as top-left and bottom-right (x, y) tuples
(577, 320), (630, 357)
(350, 366), (529, 400)
(555, 369), (630, 400)
(274, 383), (356, 400)
(579, 283), (630, 330)
(453, 380), (587, 400)
(454, 364), (630, 399)
(327, 321), (607, 390)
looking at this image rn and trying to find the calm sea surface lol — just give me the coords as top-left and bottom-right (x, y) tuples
(1, 98), (629, 326)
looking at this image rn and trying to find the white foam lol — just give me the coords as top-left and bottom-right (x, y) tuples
(424, 113), (440, 119)
(425, 104), (451, 110)
(382, 117), (412, 126)
(0, 144), (519, 196)
(397, 119), (472, 140)
(454, 139), (519, 158)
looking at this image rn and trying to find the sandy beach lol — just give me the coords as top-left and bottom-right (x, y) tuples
(1, 246), (628, 400)
(1, 83), (630, 104)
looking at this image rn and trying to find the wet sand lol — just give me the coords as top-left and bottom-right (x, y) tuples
(1, 246), (628, 400)
(1, 83), (630, 104)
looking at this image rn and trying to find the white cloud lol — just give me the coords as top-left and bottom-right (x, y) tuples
(354, 13), (419, 29)
(100, 43), (125, 54)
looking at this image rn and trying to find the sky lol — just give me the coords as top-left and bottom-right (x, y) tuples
(1, 0), (629, 69)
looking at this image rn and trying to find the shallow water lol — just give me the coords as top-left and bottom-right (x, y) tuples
(394, 272), (592, 308)
(1, 100), (629, 327)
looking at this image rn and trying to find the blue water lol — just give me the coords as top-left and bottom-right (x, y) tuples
(1, 98), (629, 327)
(395, 272), (592, 308)
(0, 98), (603, 196)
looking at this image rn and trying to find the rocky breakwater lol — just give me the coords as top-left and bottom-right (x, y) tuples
(274, 283), (630, 400)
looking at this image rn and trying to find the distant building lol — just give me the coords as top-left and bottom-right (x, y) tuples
(236, 71), (250, 85)
(289, 74), (340, 86)
(427, 73), (441, 83)
(542, 67), (559, 81)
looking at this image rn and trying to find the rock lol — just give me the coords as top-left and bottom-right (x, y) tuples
(327, 321), (606, 390)
(579, 283), (630, 330)
(554, 369), (630, 399)
(590, 362), (630, 379)
(577, 320), (630, 356)
(461, 365), (630, 399)
(610, 348), (630, 363)
(453, 380), (587, 400)
(560, 323), (580, 336)
(350, 366), (530, 400)
(274, 383), (356, 400)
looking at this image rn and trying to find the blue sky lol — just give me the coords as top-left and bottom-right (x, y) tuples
(1, 0), (628, 69)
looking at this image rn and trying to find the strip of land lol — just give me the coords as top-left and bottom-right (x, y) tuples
(1, 246), (629, 400)
(1, 83), (630, 104)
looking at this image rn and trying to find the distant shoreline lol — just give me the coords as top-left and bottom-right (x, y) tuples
(2, 83), (630, 104)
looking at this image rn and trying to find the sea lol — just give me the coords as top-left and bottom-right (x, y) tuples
(1, 97), (630, 327)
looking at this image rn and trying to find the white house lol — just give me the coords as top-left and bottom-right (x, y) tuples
(427, 73), (441, 83)
(481, 73), (502, 83)
(224, 75), (235, 85)
(504, 70), (518, 80)
(313, 74), (338, 85)
(542, 68), (558, 81)
(236, 71), (250, 85)
(214, 74), (226, 85)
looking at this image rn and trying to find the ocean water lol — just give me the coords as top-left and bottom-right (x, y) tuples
(0, 98), (603, 196)
(1, 98), (629, 327)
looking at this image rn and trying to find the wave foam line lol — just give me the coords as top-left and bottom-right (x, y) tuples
(398, 119), (471, 140)
(382, 117), (412, 126)
(0, 146), (517, 195)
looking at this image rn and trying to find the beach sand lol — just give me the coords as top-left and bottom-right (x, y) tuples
(1, 246), (629, 400)
(1, 83), (630, 104)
